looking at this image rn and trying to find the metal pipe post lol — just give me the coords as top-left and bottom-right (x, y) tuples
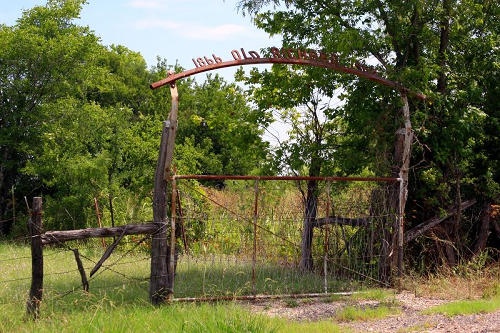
(252, 180), (259, 296)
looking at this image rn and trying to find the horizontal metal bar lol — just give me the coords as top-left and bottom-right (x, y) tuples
(173, 174), (399, 182)
(171, 291), (357, 303)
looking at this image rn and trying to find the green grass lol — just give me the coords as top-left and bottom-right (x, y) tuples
(423, 289), (500, 317)
(174, 254), (351, 297)
(351, 288), (395, 301)
(0, 242), (350, 332)
(335, 304), (400, 322)
(322, 288), (395, 304)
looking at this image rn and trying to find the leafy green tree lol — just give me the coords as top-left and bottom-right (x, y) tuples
(238, 0), (500, 268)
(1, 0), (269, 234)
(176, 74), (269, 181)
(0, 0), (99, 234)
(236, 63), (349, 270)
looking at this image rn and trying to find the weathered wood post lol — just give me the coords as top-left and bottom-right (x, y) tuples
(380, 93), (412, 284)
(150, 74), (179, 305)
(393, 93), (412, 283)
(26, 197), (43, 319)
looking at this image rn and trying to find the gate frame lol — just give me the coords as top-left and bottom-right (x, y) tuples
(26, 47), (420, 316)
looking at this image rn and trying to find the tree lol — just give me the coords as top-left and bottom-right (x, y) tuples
(0, 0), (99, 234)
(238, 0), (500, 269)
(177, 74), (269, 180)
(236, 64), (352, 270)
(1, 0), (269, 235)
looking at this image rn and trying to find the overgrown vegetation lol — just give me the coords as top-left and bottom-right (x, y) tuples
(1, 2), (499, 329)
(404, 257), (500, 300)
(0, 243), (349, 332)
(0, 0), (268, 235)
(237, 0), (500, 270)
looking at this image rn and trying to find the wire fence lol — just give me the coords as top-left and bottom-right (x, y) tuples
(172, 176), (400, 299)
(1, 175), (401, 307)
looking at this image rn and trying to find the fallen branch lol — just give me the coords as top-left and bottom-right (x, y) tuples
(405, 199), (476, 243)
(41, 223), (160, 245)
(90, 227), (128, 277)
(72, 249), (89, 292)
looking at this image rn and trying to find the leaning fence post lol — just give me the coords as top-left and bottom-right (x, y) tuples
(26, 197), (43, 319)
(150, 74), (178, 305)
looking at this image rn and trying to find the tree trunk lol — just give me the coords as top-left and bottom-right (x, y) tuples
(473, 202), (492, 256)
(299, 156), (321, 271)
(382, 94), (413, 283)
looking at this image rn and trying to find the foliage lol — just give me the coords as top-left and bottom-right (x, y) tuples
(0, 1), (268, 233)
(177, 74), (269, 178)
(237, 0), (500, 267)
(0, 0), (99, 232)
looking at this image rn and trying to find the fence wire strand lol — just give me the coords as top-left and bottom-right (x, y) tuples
(170, 177), (399, 298)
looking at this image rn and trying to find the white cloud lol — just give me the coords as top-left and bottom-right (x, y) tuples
(128, 1), (167, 9)
(134, 19), (252, 41)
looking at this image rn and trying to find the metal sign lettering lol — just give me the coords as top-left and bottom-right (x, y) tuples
(151, 47), (425, 100)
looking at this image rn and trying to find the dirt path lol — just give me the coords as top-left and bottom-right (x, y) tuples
(246, 291), (500, 332)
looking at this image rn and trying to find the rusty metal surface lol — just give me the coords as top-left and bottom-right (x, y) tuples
(252, 180), (259, 296)
(150, 47), (426, 100)
(323, 181), (330, 294)
(173, 174), (400, 182)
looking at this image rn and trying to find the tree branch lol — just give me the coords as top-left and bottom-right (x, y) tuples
(405, 199), (476, 243)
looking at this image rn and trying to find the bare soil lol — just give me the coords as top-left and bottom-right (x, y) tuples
(245, 291), (500, 332)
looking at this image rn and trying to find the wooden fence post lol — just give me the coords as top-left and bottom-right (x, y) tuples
(94, 198), (106, 248)
(150, 121), (170, 305)
(26, 197), (43, 319)
(150, 75), (178, 305)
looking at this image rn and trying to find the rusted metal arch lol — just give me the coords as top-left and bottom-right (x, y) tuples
(150, 57), (426, 100)
(150, 51), (417, 298)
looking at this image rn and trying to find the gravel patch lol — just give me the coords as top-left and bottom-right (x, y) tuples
(245, 291), (500, 332)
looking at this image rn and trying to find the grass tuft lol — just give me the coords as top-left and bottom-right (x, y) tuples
(423, 295), (500, 317)
(284, 299), (299, 308)
(335, 304), (400, 322)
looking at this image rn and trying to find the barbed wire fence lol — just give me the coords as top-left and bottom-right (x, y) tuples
(0, 200), (157, 315)
(1, 175), (403, 315)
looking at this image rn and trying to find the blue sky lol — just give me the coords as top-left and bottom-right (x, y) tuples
(1, 0), (280, 81)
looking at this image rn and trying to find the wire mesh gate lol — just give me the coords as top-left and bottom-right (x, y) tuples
(170, 175), (402, 301)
